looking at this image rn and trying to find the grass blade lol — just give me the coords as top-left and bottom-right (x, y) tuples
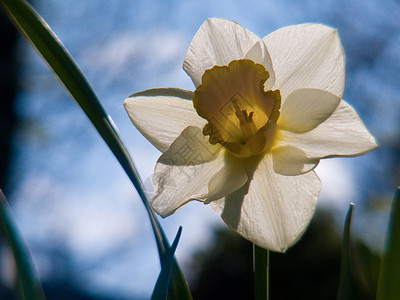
(0, 189), (46, 300)
(376, 188), (400, 300)
(151, 226), (182, 300)
(0, 0), (192, 298)
(336, 203), (354, 300)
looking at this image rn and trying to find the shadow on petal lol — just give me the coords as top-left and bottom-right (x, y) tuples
(158, 126), (221, 166)
(221, 155), (263, 230)
(272, 145), (319, 176)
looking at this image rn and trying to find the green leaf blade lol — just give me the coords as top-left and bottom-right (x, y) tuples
(337, 203), (354, 300)
(376, 188), (400, 300)
(0, 0), (192, 298)
(0, 0), (143, 207)
(152, 226), (183, 300)
(0, 190), (46, 300)
(0, 0), (164, 261)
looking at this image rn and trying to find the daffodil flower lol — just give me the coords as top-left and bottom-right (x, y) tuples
(124, 18), (377, 252)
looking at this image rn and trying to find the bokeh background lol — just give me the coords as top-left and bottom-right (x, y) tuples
(1, 0), (399, 299)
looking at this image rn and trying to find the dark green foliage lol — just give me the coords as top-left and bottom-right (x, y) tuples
(190, 210), (378, 300)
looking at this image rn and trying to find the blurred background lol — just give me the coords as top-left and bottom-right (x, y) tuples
(0, 0), (399, 299)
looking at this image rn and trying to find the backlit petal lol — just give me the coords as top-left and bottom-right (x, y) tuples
(213, 154), (320, 252)
(263, 24), (345, 101)
(151, 126), (226, 217)
(277, 100), (377, 159)
(244, 40), (275, 89)
(279, 88), (340, 133)
(183, 18), (261, 87)
(124, 88), (206, 152)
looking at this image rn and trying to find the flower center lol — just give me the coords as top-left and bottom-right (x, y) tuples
(193, 59), (281, 158)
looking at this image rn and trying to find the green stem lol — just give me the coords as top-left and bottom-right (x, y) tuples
(253, 244), (270, 300)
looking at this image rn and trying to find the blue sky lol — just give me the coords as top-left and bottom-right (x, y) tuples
(6, 0), (400, 298)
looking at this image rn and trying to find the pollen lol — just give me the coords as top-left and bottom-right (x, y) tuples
(193, 59), (281, 158)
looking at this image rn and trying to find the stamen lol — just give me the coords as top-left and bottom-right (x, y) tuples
(234, 104), (257, 142)
(203, 121), (224, 145)
(194, 59), (281, 158)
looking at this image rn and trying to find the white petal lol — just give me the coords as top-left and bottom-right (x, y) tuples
(124, 88), (206, 152)
(279, 88), (340, 133)
(263, 23), (345, 100)
(151, 126), (247, 217)
(214, 154), (320, 252)
(244, 40), (276, 90)
(183, 18), (261, 87)
(277, 100), (378, 160)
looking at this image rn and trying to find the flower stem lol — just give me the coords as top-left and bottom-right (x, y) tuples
(253, 244), (270, 300)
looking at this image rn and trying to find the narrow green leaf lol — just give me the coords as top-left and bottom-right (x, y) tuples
(253, 244), (269, 300)
(151, 226), (182, 300)
(337, 203), (354, 300)
(0, 190), (46, 300)
(376, 188), (400, 300)
(0, 0), (161, 253)
(167, 258), (192, 300)
(0, 1), (192, 298)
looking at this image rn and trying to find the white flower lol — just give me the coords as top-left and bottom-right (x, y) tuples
(124, 18), (377, 252)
